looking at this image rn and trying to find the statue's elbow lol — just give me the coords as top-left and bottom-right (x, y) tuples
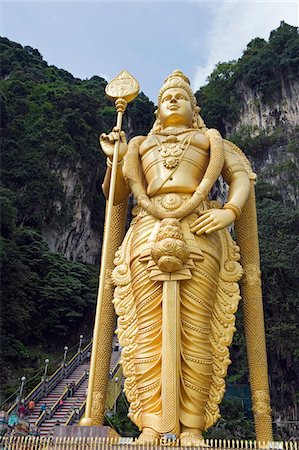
(102, 182), (129, 205)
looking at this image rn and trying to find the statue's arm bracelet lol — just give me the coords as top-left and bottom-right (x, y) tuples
(223, 202), (242, 219)
(106, 158), (124, 168)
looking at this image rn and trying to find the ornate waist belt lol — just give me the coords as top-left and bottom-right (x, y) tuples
(133, 193), (210, 218)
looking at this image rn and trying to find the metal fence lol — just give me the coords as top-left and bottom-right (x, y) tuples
(0, 437), (298, 450)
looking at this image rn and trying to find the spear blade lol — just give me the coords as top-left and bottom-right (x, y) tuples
(105, 69), (140, 103)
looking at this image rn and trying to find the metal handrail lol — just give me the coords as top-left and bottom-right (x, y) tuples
(33, 387), (68, 428)
(60, 371), (88, 426)
(105, 364), (123, 411)
(73, 371), (88, 393)
(35, 410), (46, 428)
(64, 409), (75, 426)
(6, 340), (92, 416)
(109, 362), (120, 379)
(63, 371), (88, 427)
(7, 379), (44, 416)
(63, 354), (80, 379)
(65, 399), (86, 426)
(7, 364), (64, 417)
(33, 366), (89, 428)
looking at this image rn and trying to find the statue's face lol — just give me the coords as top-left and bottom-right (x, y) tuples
(159, 88), (193, 128)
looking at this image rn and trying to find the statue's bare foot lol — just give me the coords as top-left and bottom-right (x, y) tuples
(180, 431), (207, 447)
(136, 428), (160, 445)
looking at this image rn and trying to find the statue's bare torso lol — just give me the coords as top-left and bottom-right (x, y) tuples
(139, 131), (210, 196)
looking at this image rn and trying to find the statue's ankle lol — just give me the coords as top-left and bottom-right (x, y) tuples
(181, 427), (203, 435)
(137, 427), (160, 444)
(180, 428), (205, 445)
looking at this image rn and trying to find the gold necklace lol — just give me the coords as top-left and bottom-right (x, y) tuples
(153, 132), (194, 170)
(154, 127), (196, 137)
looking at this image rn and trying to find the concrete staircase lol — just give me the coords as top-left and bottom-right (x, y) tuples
(22, 336), (122, 437)
(28, 363), (89, 436)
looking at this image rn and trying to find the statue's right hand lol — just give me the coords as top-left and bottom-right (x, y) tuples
(99, 127), (128, 161)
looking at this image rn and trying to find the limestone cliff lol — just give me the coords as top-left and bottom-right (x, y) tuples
(42, 165), (103, 265)
(227, 77), (299, 207)
(234, 78), (298, 131)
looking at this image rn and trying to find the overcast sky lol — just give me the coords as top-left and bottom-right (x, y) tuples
(1, 1), (298, 101)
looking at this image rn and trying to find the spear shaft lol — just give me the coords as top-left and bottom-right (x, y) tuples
(80, 71), (139, 426)
(81, 101), (126, 425)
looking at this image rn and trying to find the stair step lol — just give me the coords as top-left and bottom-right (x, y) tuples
(22, 357), (112, 434)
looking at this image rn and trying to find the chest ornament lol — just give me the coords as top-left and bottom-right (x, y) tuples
(154, 133), (193, 170)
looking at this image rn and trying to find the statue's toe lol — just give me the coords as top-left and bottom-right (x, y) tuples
(180, 432), (207, 447)
(135, 428), (160, 445)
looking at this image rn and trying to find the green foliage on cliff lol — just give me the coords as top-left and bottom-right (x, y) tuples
(229, 125), (287, 158)
(196, 22), (299, 133)
(196, 61), (240, 134)
(0, 187), (98, 394)
(0, 37), (155, 232)
(229, 125), (299, 206)
(256, 183), (299, 417)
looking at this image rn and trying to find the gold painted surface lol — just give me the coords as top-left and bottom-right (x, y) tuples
(96, 70), (272, 442)
(234, 174), (273, 441)
(82, 202), (127, 426)
(105, 70), (140, 103)
(81, 71), (139, 426)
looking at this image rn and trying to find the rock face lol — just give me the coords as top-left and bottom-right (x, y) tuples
(43, 165), (103, 265)
(228, 77), (299, 207)
(234, 78), (299, 131)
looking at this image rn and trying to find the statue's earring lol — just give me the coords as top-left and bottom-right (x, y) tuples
(156, 118), (162, 131)
(193, 106), (201, 128)
(157, 110), (163, 129)
(152, 110), (162, 132)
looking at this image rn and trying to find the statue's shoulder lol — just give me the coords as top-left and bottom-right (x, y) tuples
(129, 135), (147, 145)
(139, 134), (158, 156)
(222, 138), (256, 181)
(127, 135), (147, 155)
(190, 130), (210, 150)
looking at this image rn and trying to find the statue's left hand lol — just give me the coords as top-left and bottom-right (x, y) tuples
(190, 208), (236, 235)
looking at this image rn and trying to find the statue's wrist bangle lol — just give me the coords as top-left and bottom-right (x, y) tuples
(106, 158), (124, 168)
(223, 203), (242, 219)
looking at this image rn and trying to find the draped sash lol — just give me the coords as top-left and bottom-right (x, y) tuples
(112, 197), (242, 432)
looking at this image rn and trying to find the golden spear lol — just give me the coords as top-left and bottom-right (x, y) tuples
(80, 70), (139, 426)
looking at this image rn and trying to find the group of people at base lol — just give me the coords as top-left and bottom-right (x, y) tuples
(0, 407), (39, 438)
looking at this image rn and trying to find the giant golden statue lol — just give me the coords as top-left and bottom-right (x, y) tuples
(81, 70), (273, 444)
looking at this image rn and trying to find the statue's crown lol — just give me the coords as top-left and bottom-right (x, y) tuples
(158, 69), (195, 108)
(163, 70), (191, 86)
